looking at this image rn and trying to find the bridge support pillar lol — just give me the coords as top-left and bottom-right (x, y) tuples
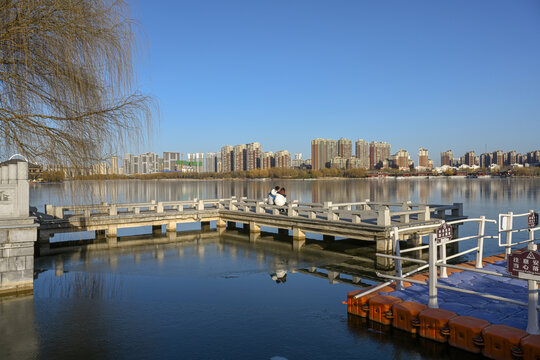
(407, 234), (422, 259)
(152, 225), (162, 235)
(106, 226), (117, 246)
(249, 221), (260, 234)
(216, 219), (226, 228)
(166, 222), (177, 232)
(249, 232), (260, 243)
(323, 235), (335, 242)
(37, 230), (51, 256)
(376, 237), (393, 269)
(293, 227), (305, 251)
(201, 221), (211, 233)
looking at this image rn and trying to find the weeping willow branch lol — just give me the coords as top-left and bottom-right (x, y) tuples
(0, 0), (155, 167)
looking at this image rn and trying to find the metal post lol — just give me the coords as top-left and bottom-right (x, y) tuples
(428, 233), (438, 308)
(476, 216), (486, 269)
(393, 227), (403, 291)
(506, 212), (514, 259)
(440, 239), (448, 278)
(527, 230), (539, 334)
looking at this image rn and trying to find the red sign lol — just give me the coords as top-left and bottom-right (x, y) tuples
(436, 223), (453, 243)
(528, 212), (539, 227)
(508, 250), (540, 277)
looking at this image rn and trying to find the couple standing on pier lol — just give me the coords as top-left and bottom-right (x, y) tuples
(267, 186), (287, 206)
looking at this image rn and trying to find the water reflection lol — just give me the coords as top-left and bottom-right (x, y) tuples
(0, 297), (39, 359)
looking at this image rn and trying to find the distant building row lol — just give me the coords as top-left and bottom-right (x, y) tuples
(205, 143), (293, 172)
(440, 150), (540, 168)
(311, 138), (433, 171)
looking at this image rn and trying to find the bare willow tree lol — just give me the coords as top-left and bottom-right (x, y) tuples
(0, 0), (153, 168)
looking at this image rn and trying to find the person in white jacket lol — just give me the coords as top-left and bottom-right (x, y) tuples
(274, 187), (287, 206)
(267, 186), (280, 205)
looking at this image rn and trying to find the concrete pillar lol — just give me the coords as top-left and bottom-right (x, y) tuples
(201, 221), (211, 233)
(328, 271), (339, 284)
(293, 227), (305, 251)
(54, 258), (64, 277)
(377, 209), (391, 226)
(167, 231), (177, 242)
(216, 219), (226, 228)
(106, 226), (117, 242)
(166, 222), (177, 232)
(376, 236), (393, 269)
(249, 221), (260, 234)
(249, 232), (260, 243)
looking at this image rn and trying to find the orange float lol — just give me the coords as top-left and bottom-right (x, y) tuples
(392, 301), (427, 334)
(482, 324), (527, 360)
(520, 334), (540, 360)
(347, 287), (378, 317)
(368, 295), (402, 325)
(418, 308), (457, 343)
(448, 315), (491, 353)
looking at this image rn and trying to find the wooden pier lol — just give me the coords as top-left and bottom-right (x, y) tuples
(35, 197), (465, 258)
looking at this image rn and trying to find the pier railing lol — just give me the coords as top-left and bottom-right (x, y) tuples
(498, 210), (540, 258)
(43, 197), (463, 228)
(371, 209), (540, 334)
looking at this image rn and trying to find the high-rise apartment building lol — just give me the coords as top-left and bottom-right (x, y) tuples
(311, 138), (337, 170)
(262, 152), (275, 169)
(338, 138), (353, 159)
(441, 150), (453, 167)
(110, 156), (118, 175)
(492, 150), (503, 167)
(233, 144), (247, 171)
(140, 152), (159, 174)
(480, 153), (492, 168)
(369, 141), (390, 169)
(330, 157), (347, 169)
(221, 145), (233, 172)
(163, 152), (179, 172)
(464, 151), (476, 167)
(275, 150), (291, 168)
(395, 149), (411, 170)
(504, 151), (517, 166)
(187, 153), (204, 172)
(292, 153), (304, 168)
(246, 142), (262, 171)
(355, 139), (369, 169)
(418, 147), (429, 169)
(205, 152), (220, 172)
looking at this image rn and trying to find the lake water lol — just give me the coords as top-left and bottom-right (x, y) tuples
(1, 178), (538, 359)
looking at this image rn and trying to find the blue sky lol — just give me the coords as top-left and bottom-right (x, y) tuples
(129, 0), (540, 163)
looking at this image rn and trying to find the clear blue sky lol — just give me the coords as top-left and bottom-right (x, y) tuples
(129, 0), (540, 164)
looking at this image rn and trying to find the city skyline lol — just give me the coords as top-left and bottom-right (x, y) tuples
(129, 0), (540, 158)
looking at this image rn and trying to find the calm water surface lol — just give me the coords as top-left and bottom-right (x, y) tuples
(1, 178), (538, 359)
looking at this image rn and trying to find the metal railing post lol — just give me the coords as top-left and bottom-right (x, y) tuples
(476, 216), (486, 269)
(506, 212), (514, 259)
(527, 229), (540, 334)
(393, 227), (403, 291)
(428, 233), (439, 308)
(440, 238), (448, 278)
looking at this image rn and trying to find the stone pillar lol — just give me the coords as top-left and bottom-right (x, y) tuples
(292, 227), (305, 251)
(376, 235), (393, 270)
(166, 222), (177, 232)
(106, 226), (117, 245)
(0, 160), (38, 297)
(249, 221), (260, 234)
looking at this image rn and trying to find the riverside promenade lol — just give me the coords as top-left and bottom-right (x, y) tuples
(347, 210), (540, 359)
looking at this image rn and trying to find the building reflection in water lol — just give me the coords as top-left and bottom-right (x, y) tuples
(0, 297), (39, 359)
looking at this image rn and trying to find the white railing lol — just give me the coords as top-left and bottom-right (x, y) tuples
(499, 210), (540, 258)
(373, 209), (540, 335)
(45, 198), (463, 228)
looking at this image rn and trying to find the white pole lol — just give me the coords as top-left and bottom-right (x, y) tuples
(428, 233), (438, 308)
(394, 227), (403, 291)
(476, 216), (486, 269)
(527, 228), (540, 334)
(506, 212), (514, 259)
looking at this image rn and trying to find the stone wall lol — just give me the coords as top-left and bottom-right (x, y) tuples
(0, 160), (37, 296)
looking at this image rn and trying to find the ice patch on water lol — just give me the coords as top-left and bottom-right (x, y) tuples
(271, 357), (288, 360)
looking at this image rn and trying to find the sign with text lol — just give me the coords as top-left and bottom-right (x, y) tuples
(528, 212), (539, 227)
(508, 250), (540, 279)
(436, 223), (453, 243)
